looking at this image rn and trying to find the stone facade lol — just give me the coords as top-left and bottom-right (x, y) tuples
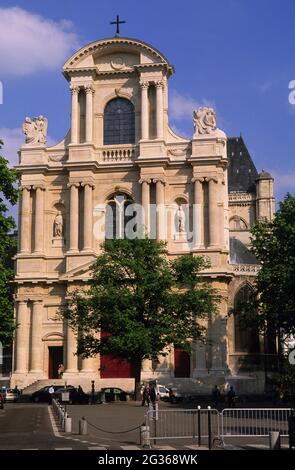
(12, 37), (275, 394)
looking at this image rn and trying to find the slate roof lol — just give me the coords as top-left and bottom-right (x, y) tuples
(229, 237), (258, 265)
(227, 136), (259, 193)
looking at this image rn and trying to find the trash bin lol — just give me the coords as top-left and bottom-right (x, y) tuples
(288, 415), (295, 449)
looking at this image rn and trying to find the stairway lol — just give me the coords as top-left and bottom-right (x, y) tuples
(22, 379), (65, 395)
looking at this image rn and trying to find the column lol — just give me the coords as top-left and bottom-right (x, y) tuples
(193, 341), (207, 374)
(140, 178), (151, 234)
(34, 186), (44, 253)
(20, 186), (31, 253)
(81, 356), (96, 373)
(85, 84), (94, 143)
(14, 301), (29, 373)
(156, 81), (164, 139)
(192, 178), (204, 248)
(70, 85), (80, 144)
(29, 300), (43, 373)
(208, 178), (219, 247)
(211, 317), (226, 371)
(68, 183), (79, 252)
(140, 81), (149, 140)
(155, 178), (166, 241)
(65, 322), (78, 373)
(82, 183), (93, 251)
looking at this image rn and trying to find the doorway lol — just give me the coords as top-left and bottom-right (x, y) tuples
(48, 346), (63, 379)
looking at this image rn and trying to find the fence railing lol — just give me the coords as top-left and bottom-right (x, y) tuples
(146, 406), (219, 447)
(145, 406), (292, 448)
(221, 408), (292, 439)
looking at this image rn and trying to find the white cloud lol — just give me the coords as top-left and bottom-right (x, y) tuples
(0, 127), (55, 167)
(169, 90), (215, 121)
(0, 7), (79, 76)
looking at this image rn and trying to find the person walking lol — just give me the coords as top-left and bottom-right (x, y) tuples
(212, 385), (221, 408)
(227, 386), (236, 408)
(141, 384), (150, 406)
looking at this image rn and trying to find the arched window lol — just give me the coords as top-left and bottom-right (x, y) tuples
(104, 98), (135, 145)
(234, 285), (260, 353)
(229, 216), (247, 231)
(105, 192), (136, 239)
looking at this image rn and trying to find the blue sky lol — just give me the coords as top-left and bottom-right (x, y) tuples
(0, 0), (295, 202)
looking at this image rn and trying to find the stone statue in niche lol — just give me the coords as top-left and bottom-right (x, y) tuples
(22, 115), (48, 144)
(177, 205), (186, 233)
(53, 213), (63, 238)
(193, 107), (217, 135)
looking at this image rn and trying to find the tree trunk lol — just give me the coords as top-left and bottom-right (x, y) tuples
(133, 356), (142, 401)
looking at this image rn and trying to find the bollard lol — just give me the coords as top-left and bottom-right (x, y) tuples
(140, 425), (150, 448)
(79, 417), (88, 435)
(207, 406), (212, 450)
(197, 406), (201, 447)
(269, 431), (281, 450)
(64, 416), (72, 433)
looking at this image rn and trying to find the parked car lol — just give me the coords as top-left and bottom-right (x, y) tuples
(31, 385), (61, 403)
(4, 388), (20, 403)
(0, 394), (4, 409)
(99, 387), (130, 403)
(54, 386), (89, 404)
(154, 384), (184, 403)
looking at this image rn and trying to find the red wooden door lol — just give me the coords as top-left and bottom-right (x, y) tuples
(100, 355), (133, 378)
(100, 330), (133, 378)
(174, 347), (191, 377)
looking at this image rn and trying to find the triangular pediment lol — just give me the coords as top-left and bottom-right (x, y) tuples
(59, 260), (95, 281)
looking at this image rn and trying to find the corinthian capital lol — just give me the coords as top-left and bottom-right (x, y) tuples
(153, 176), (166, 185)
(139, 81), (149, 90)
(85, 84), (95, 95)
(155, 80), (164, 88)
(70, 84), (80, 95)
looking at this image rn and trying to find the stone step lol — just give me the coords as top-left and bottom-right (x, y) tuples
(22, 379), (65, 395)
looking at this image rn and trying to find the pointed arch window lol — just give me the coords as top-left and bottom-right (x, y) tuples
(104, 98), (135, 145)
(234, 284), (260, 353)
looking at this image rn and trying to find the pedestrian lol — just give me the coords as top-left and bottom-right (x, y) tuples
(212, 385), (221, 408)
(141, 384), (150, 407)
(227, 386), (236, 408)
(149, 383), (157, 406)
(57, 363), (64, 379)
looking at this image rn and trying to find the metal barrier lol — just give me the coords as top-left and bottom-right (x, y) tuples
(146, 405), (219, 447)
(145, 406), (292, 448)
(220, 408), (292, 442)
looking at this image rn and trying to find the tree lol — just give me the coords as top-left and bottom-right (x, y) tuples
(0, 140), (19, 346)
(62, 238), (220, 398)
(233, 194), (295, 368)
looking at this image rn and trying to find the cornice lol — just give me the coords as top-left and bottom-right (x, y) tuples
(63, 36), (174, 78)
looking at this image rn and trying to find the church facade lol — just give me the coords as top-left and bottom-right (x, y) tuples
(12, 36), (275, 393)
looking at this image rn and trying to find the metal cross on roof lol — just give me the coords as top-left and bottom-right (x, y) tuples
(110, 15), (126, 37)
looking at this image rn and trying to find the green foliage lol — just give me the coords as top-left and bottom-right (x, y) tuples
(231, 194), (295, 341)
(272, 359), (295, 401)
(62, 238), (220, 374)
(0, 140), (19, 345)
(249, 193), (295, 336)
